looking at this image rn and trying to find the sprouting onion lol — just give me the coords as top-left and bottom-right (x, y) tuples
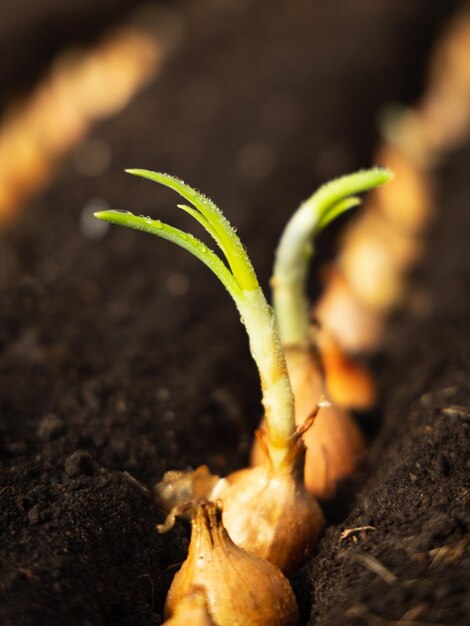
(252, 168), (392, 499)
(96, 169), (295, 470)
(95, 170), (325, 572)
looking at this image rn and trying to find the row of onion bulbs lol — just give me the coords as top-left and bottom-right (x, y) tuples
(158, 9), (470, 625)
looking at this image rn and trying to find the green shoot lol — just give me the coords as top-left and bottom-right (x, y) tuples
(272, 168), (393, 348)
(125, 170), (258, 291)
(95, 170), (295, 470)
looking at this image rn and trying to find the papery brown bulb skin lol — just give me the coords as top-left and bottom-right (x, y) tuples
(340, 228), (404, 311)
(155, 465), (221, 511)
(220, 454), (325, 573)
(162, 587), (216, 626)
(338, 165), (428, 313)
(374, 144), (431, 234)
(300, 404), (365, 499)
(251, 349), (366, 501)
(342, 208), (422, 274)
(423, 10), (470, 155)
(315, 269), (384, 354)
(165, 501), (299, 626)
(318, 330), (376, 410)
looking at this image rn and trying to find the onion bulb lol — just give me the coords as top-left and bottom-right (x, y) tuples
(162, 587), (216, 626)
(219, 417), (325, 572)
(165, 500), (299, 626)
(315, 268), (384, 353)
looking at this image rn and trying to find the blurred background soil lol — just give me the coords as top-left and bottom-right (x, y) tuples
(0, 1), (469, 624)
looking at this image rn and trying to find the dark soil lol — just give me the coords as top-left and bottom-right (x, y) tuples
(0, 0), (154, 103)
(0, 1), (469, 625)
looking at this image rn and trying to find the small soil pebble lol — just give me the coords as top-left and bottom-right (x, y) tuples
(64, 450), (97, 477)
(37, 414), (65, 441)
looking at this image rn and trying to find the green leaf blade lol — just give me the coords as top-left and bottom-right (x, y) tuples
(316, 196), (361, 231)
(312, 167), (392, 227)
(94, 209), (242, 300)
(272, 166), (392, 347)
(125, 169), (258, 291)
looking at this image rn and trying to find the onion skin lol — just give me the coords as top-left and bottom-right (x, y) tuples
(251, 349), (365, 501)
(314, 147), (430, 354)
(220, 429), (325, 573)
(165, 500), (299, 626)
(318, 330), (375, 410)
(374, 145), (432, 234)
(340, 228), (404, 311)
(300, 403), (365, 499)
(315, 269), (384, 354)
(341, 207), (422, 272)
(155, 465), (220, 511)
(419, 10), (470, 156)
(162, 588), (216, 626)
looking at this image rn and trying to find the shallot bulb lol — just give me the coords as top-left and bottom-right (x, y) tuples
(258, 169), (390, 498)
(165, 500), (299, 626)
(161, 587), (216, 626)
(220, 419), (325, 572)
